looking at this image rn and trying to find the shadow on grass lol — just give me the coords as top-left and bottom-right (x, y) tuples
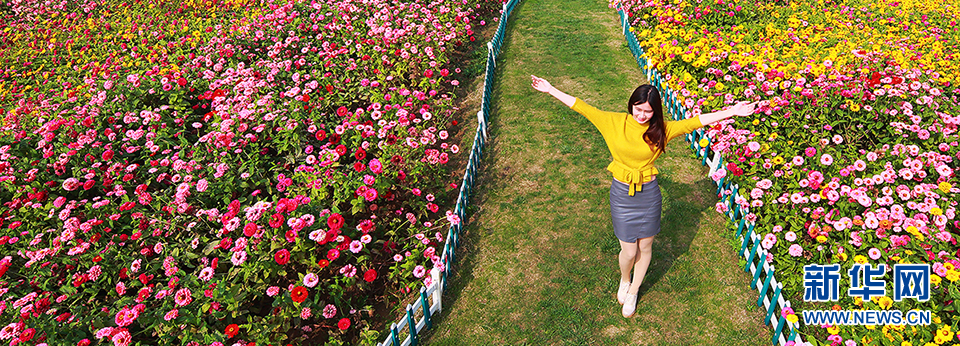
(634, 173), (717, 299)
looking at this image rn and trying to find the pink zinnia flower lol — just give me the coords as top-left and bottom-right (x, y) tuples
(94, 327), (114, 340)
(413, 265), (426, 278)
(303, 273), (319, 288)
(174, 288), (193, 306)
(198, 267), (214, 282)
(111, 329), (132, 346)
(820, 154), (834, 166)
(114, 307), (138, 327)
(349, 240), (363, 253)
(339, 264), (357, 278)
(231, 251), (247, 266)
(301, 307), (312, 319)
(62, 178), (80, 191)
(785, 231), (797, 242)
(322, 304), (337, 318)
(788, 244), (803, 257)
(369, 159), (383, 174)
(163, 309), (178, 321)
(267, 286), (280, 297)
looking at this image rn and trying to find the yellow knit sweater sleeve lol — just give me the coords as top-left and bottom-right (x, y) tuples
(665, 116), (704, 141)
(570, 98), (616, 133)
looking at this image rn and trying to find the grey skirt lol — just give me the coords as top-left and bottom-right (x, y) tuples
(610, 178), (662, 242)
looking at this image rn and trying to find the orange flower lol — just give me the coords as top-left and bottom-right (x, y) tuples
(878, 219), (892, 230)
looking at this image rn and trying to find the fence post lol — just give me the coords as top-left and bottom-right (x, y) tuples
(419, 286), (433, 330)
(478, 110), (487, 140)
(431, 268), (442, 311)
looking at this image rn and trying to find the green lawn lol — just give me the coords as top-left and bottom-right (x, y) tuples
(423, 0), (775, 344)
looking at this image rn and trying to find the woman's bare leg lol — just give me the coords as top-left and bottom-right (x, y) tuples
(617, 238), (638, 283)
(627, 235), (654, 295)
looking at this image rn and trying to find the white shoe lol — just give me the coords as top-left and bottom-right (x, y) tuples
(622, 293), (638, 317)
(617, 280), (631, 305)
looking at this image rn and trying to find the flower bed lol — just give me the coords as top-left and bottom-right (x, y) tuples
(0, 0), (500, 344)
(613, 0), (959, 344)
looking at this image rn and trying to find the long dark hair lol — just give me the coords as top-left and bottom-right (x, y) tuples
(627, 85), (666, 154)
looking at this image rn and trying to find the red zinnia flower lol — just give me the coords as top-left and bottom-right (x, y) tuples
(327, 213), (344, 230)
(354, 162), (365, 172)
(364, 269), (377, 283)
(243, 223), (258, 237)
(269, 213), (284, 228)
(355, 148), (366, 160)
(338, 318), (351, 330)
(317, 259), (329, 268)
(274, 249), (290, 265)
(291, 286), (308, 303)
(19, 328), (35, 342)
(327, 248), (340, 261)
(224, 324), (239, 338)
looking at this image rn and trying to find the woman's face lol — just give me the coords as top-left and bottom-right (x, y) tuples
(631, 102), (654, 124)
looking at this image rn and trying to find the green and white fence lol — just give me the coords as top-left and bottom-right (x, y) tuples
(617, 9), (805, 346)
(377, 1), (520, 345)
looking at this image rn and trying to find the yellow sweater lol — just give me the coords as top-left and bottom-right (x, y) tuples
(571, 98), (703, 196)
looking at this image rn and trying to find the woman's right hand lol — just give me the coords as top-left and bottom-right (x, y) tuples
(531, 75), (553, 93)
(531, 74), (576, 107)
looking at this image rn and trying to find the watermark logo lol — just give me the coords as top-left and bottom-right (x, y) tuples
(800, 263), (931, 326)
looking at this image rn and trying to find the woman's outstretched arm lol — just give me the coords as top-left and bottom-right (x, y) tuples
(531, 75), (576, 107)
(697, 101), (759, 126)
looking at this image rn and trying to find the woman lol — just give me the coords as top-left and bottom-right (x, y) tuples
(530, 75), (757, 317)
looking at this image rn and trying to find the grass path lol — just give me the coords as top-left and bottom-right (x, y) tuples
(424, 0), (774, 344)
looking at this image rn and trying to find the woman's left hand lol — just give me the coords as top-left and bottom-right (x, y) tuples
(729, 101), (759, 117)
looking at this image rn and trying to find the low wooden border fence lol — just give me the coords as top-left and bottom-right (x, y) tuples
(377, 1), (521, 344)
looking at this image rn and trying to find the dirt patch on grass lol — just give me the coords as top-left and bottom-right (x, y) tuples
(603, 324), (625, 338)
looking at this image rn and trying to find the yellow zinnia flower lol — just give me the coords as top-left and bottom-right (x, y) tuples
(939, 182), (952, 193)
(828, 325), (840, 334)
(854, 255), (867, 264)
(878, 296), (893, 309)
(947, 270), (959, 282)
